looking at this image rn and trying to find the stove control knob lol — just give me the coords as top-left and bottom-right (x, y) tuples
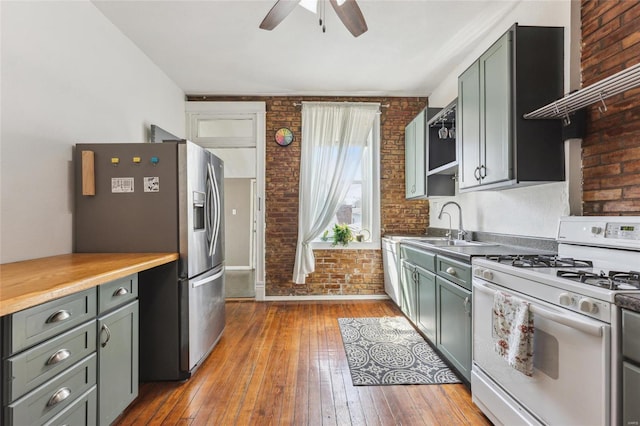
(591, 226), (603, 235)
(482, 270), (494, 280)
(473, 267), (482, 277)
(559, 293), (572, 306)
(578, 298), (598, 314)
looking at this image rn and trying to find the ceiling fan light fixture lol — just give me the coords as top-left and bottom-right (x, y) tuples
(259, 0), (367, 37)
(299, 0), (317, 14)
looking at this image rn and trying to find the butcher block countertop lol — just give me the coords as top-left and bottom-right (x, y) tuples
(0, 253), (178, 317)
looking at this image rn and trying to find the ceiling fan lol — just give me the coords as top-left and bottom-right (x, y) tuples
(259, 0), (368, 38)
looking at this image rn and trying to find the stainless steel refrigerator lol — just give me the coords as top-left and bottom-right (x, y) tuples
(74, 140), (225, 380)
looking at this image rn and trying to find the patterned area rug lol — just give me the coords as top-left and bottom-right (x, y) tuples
(338, 317), (461, 386)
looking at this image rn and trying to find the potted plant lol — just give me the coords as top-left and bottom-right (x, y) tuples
(331, 223), (353, 246)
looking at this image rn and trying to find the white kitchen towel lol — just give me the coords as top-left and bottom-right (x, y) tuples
(492, 291), (534, 376)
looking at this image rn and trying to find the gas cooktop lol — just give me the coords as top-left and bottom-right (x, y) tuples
(484, 254), (593, 268)
(483, 254), (640, 291)
(556, 269), (640, 291)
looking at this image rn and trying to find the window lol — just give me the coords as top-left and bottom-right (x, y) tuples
(312, 115), (380, 249)
(293, 102), (380, 284)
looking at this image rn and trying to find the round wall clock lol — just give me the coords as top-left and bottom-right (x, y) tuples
(275, 127), (294, 146)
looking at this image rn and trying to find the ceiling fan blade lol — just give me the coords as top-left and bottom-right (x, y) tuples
(259, 0), (300, 30)
(329, 0), (368, 37)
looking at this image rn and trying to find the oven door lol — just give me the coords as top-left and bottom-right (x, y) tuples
(472, 278), (611, 426)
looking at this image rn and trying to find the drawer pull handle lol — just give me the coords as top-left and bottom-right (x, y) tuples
(46, 349), (71, 366)
(113, 287), (129, 297)
(46, 310), (71, 324)
(445, 267), (457, 276)
(101, 324), (111, 348)
(47, 387), (71, 407)
(463, 296), (471, 314)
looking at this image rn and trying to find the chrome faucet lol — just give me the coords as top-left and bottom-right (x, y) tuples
(440, 211), (453, 240)
(437, 201), (467, 240)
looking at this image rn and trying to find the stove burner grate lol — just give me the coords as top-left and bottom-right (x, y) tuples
(557, 270), (640, 290)
(486, 254), (593, 268)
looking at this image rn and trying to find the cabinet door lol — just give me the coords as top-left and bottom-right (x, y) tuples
(436, 277), (471, 381)
(405, 111), (425, 198)
(623, 361), (640, 426)
(416, 267), (436, 342)
(479, 30), (512, 186)
(458, 62), (481, 190)
(405, 119), (416, 198)
(97, 301), (138, 426)
(400, 260), (417, 323)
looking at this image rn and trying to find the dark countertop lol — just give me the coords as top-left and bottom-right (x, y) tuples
(616, 294), (640, 313)
(400, 240), (554, 263)
(385, 227), (558, 263)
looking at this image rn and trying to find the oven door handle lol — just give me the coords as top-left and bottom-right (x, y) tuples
(474, 281), (604, 338)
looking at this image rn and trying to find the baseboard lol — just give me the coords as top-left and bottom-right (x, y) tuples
(255, 281), (265, 301)
(262, 294), (390, 301)
(225, 266), (253, 271)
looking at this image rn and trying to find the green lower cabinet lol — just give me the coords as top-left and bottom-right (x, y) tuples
(97, 301), (139, 426)
(436, 276), (472, 381)
(416, 267), (437, 343)
(400, 260), (418, 323)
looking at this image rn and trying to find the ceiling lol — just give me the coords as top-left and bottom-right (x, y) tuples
(93, 0), (522, 97)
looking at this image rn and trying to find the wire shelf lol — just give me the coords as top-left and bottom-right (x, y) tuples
(427, 99), (457, 127)
(524, 62), (640, 120)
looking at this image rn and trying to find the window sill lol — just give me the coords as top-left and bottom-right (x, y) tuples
(310, 241), (381, 250)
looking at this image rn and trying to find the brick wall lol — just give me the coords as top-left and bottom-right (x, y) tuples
(187, 95), (428, 296)
(581, 0), (640, 215)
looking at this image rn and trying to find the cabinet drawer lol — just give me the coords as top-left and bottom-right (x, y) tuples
(401, 245), (436, 272)
(98, 274), (138, 314)
(6, 353), (97, 426)
(43, 385), (97, 426)
(4, 321), (96, 403)
(436, 255), (471, 290)
(3, 289), (97, 354)
(623, 310), (640, 363)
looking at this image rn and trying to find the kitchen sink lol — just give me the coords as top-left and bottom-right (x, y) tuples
(385, 235), (448, 242)
(421, 239), (498, 247)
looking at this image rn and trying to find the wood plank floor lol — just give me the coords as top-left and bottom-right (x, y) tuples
(115, 300), (491, 425)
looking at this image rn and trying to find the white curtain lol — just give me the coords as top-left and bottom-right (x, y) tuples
(293, 102), (379, 284)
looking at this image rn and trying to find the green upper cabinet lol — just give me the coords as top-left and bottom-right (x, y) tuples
(480, 32), (512, 187)
(406, 107), (454, 199)
(458, 63), (481, 190)
(405, 109), (426, 198)
(458, 24), (565, 191)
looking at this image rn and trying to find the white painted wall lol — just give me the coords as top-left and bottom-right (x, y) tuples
(1, 1), (185, 263)
(427, 0), (579, 238)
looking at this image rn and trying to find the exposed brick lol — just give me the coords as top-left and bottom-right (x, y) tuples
(623, 186), (640, 198)
(602, 200), (640, 213)
(624, 159), (640, 173)
(583, 163), (621, 178)
(601, 146), (640, 164)
(582, 0), (640, 216)
(599, 173), (640, 188)
(583, 188), (623, 201)
(599, 0), (637, 27)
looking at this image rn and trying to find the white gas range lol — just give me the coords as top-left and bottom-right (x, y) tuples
(471, 216), (640, 426)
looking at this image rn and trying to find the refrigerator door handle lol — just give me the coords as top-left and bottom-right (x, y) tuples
(208, 162), (221, 257)
(205, 165), (215, 252)
(191, 268), (224, 288)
